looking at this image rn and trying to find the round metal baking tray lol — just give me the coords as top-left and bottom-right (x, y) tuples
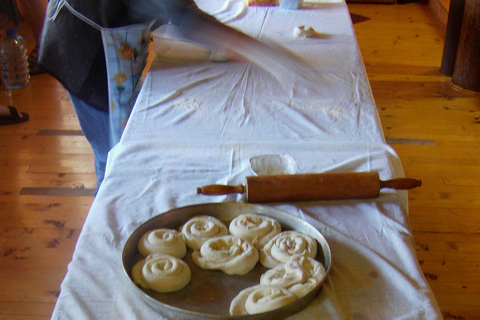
(122, 203), (331, 320)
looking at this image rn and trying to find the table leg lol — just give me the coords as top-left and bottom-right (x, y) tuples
(440, 0), (466, 76)
(451, 0), (480, 92)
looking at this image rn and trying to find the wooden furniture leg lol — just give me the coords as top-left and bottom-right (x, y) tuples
(440, 0), (466, 76)
(452, 0), (480, 92)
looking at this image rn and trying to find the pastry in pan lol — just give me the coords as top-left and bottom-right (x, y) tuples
(138, 228), (186, 258)
(132, 253), (191, 293)
(180, 215), (229, 250)
(260, 231), (318, 268)
(230, 284), (297, 315)
(229, 213), (281, 249)
(260, 254), (326, 298)
(192, 235), (259, 275)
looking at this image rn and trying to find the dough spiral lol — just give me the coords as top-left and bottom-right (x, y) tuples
(260, 231), (317, 268)
(229, 214), (281, 249)
(260, 254), (326, 298)
(180, 215), (229, 250)
(138, 228), (186, 258)
(132, 253), (191, 293)
(192, 235), (259, 275)
(230, 285), (297, 315)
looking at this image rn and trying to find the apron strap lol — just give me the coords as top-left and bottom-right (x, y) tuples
(51, 0), (102, 31)
(63, 0), (103, 31)
(56, 0), (157, 33)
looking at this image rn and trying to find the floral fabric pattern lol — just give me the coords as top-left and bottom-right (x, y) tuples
(102, 22), (153, 147)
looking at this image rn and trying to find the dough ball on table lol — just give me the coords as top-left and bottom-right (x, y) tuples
(230, 285), (297, 316)
(229, 213), (281, 249)
(209, 51), (230, 62)
(260, 231), (317, 269)
(132, 253), (191, 293)
(180, 215), (229, 250)
(293, 25), (317, 38)
(260, 254), (326, 298)
(138, 228), (186, 259)
(192, 235), (259, 275)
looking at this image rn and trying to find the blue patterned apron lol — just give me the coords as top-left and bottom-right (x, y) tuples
(53, 0), (154, 147)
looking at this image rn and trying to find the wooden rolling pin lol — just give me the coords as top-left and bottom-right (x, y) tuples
(197, 171), (421, 203)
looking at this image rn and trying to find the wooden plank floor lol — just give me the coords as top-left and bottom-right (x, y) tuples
(0, 18), (97, 320)
(1, 2), (479, 319)
(349, 2), (480, 320)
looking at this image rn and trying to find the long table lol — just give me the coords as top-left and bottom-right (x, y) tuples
(50, 1), (443, 319)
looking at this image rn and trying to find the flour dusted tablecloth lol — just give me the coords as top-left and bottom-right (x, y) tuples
(124, 0), (384, 144)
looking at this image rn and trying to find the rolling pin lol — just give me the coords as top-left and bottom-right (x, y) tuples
(197, 171), (421, 203)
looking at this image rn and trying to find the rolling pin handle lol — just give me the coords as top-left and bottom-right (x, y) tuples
(197, 184), (245, 195)
(380, 178), (422, 190)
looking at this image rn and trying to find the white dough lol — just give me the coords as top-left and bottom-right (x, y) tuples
(260, 254), (326, 298)
(229, 213), (281, 249)
(209, 51), (231, 61)
(230, 284), (297, 315)
(180, 215), (229, 250)
(293, 25), (317, 38)
(132, 253), (191, 293)
(138, 228), (186, 258)
(260, 231), (317, 268)
(192, 235), (259, 275)
(131, 259), (148, 289)
(249, 154), (297, 176)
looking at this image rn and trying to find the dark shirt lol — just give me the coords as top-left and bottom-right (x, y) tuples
(38, 0), (202, 111)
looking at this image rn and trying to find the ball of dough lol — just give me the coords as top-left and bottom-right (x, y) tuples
(229, 213), (281, 249)
(192, 235), (259, 275)
(260, 254), (326, 298)
(132, 253), (191, 293)
(209, 51), (230, 61)
(230, 285), (297, 315)
(131, 258), (148, 289)
(260, 231), (317, 269)
(293, 25), (317, 38)
(180, 215), (229, 250)
(138, 228), (186, 258)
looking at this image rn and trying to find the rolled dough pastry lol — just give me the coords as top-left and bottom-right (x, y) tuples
(259, 231), (317, 268)
(192, 235), (259, 275)
(230, 284), (297, 315)
(138, 228), (186, 259)
(132, 253), (191, 293)
(180, 215), (229, 250)
(260, 254), (326, 298)
(229, 213), (281, 248)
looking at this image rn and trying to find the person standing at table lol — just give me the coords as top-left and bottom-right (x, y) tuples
(38, 0), (298, 192)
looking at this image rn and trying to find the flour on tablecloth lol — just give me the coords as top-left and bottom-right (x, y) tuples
(173, 98), (203, 114)
(321, 106), (345, 120)
(294, 102), (346, 121)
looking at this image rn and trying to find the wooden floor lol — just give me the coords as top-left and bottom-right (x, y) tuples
(1, 2), (479, 319)
(350, 2), (480, 319)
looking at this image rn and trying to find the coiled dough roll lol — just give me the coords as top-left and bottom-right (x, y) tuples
(132, 253), (191, 293)
(230, 285), (297, 316)
(260, 254), (326, 298)
(260, 231), (317, 269)
(138, 228), (186, 258)
(180, 215), (229, 250)
(192, 235), (259, 275)
(229, 213), (281, 249)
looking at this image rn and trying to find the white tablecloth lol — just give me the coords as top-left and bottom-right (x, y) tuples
(125, 0), (384, 144)
(51, 141), (441, 319)
(50, 1), (442, 319)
